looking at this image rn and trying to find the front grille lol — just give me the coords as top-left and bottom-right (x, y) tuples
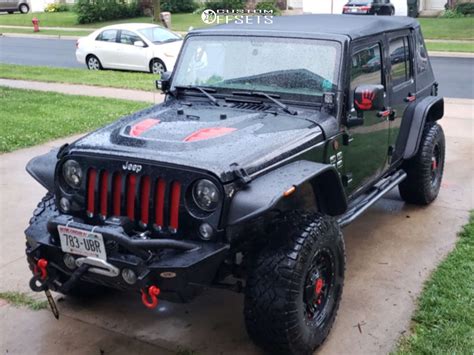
(86, 168), (182, 232)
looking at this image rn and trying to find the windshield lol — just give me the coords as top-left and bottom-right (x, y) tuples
(172, 36), (341, 100)
(138, 26), (181, 43)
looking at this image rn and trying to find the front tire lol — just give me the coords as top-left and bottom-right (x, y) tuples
(86, 55), (102, 70)
(28, 193), (107, 298)
(399, 122), (445, 205)
(244, 212), (345, 354)
(19, 3), (29, 13)
(150, 58), (166, 75)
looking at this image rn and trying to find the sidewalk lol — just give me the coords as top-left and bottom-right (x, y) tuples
(0, 78), (162, 104)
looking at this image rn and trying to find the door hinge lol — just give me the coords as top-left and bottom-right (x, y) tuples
(342, 173), (353, 187)
(342, 133), (353, 146)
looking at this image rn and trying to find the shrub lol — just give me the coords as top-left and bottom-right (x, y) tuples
(255, 1), (281, 15)
(202, 0), (246, 11)
(44, 3), (70, 12)
(75, 0), (142, 24)
(456, 2), (474, 15)
(440, 8), (464, 17)
(161, 0), (198, 13)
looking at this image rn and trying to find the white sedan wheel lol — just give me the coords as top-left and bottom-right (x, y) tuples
(151, 60), (165, 75)
(87, 56), (101, 70)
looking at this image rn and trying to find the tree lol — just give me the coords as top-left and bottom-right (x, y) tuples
(153, 0), (161, 22)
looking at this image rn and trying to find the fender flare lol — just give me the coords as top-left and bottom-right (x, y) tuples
(227, 160), (347, 226)
(395, 96), (444, 161)
(25, 148), (59, 193)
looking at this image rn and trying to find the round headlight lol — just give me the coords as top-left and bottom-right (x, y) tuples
(192, 179), (220, 212)
(62, 160), (83, 189)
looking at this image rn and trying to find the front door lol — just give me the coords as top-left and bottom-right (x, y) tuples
(341, 40), (390, 196)
(386, 31), (416, 164)
(116, 30), (148, 71)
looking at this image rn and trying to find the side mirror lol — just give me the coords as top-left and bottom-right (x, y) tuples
(353, 84), (385, 112)
(155, 71), (172, 93)
(134, 40), (146, 48)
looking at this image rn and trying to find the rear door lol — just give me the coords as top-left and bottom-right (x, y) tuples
(93, 29), (120, 68)
(386, 31), (416, 165)
(341, 38), (390, 196)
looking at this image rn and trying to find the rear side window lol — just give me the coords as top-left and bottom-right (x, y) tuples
(350, 43), (383, 92)
(96, 30), (118, 42)
(389, 36), (412, 86)
(415, 28), (429, 74)
(119, 30), (141, 45)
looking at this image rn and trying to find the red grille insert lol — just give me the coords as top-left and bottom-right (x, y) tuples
(140, 176), (151, 225)
(155, 179), (166, 229)
(126, 174), (137, 221)
(169, 181), (181, 231)
(100, 171), (109, 217)
(86, 169), (181, 233)
(87, 169), (97, 216)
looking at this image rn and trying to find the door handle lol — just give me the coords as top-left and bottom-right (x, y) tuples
(377, 108), (392, 118)
(404, 94), (416, 102)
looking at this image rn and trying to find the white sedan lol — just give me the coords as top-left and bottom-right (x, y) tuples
(76, 23), (183, 75)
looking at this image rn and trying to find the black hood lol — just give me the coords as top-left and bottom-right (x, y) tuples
(68, 101), (335, 182)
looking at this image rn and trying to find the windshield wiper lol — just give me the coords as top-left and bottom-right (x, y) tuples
(174, 85), (220, 106)
(232, 91), (297, 115)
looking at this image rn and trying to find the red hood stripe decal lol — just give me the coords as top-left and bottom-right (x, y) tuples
(184, 127), (237, 142)
(130, 118), (160, 137)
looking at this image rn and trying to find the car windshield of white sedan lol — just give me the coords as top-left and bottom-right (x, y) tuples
(172, 36), (341, 98)
(138, 27), (181, 43)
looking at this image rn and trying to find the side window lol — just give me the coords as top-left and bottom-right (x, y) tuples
(96, 30), (118, 42)
(389, 36), (412, 86)
(350, 43), (383, 94)
(415, 28), (429, 74)
(119, 30), (141, 45)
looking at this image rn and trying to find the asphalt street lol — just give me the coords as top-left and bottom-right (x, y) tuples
(0, 36), (473, 98)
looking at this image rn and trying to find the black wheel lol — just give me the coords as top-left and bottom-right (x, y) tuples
(399, 122), (445, 205)
(86, 55), (102, 70)
(244, 212), (345, 355)
(28, 193), (107, 298)
(150, 58), (166, 75)
(19, 3), (29, 13)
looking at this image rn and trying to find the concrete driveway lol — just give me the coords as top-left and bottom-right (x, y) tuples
(1, 98), (472, 355)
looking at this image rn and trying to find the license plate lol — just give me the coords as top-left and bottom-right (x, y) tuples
(58, 225), (107, 260)
(351, 8), (358, 12)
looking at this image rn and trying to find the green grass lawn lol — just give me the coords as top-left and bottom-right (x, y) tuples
(0, 64), (158, 91)
(0, 87), (148, 152)
(418, 17), (474, 40)
(0, 12), (207, 32)
(426, 41), (474, 53)
(395, 212), (474, 354)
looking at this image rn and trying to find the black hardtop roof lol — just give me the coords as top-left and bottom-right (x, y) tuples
(191, 14), (419, 40)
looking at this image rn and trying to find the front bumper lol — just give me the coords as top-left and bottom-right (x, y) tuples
(25, 214), (229, 302)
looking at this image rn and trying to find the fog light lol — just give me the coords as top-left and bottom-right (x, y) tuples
(59, 197), (71, 213)
(199, 223), (213, 240)
(63, 254), (76, 270)
(122, 268), (137, 285)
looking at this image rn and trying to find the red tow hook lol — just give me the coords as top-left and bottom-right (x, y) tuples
(141, 285), (160, 309)
(34, 258), (48, 280)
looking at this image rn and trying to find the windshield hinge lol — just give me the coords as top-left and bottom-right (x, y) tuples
(230, 163), (252, 185)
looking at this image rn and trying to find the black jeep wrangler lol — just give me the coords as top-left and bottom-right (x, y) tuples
(25, 15), (444, 354)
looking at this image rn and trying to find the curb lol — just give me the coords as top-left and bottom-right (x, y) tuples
(0, 32), (82, 40)
(429, 51), (474, 58)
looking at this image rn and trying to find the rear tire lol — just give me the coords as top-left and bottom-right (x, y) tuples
(28, 193), (107, 298)
(86, 55), (102, 70)
(244, 212), (345, 355)
(399, 122), (445, 205)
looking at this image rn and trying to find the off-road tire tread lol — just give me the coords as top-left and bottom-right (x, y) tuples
(399, 122), (445, 205)
(244, 211), (345, 355)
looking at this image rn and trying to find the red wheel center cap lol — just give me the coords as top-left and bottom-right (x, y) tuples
(315, 278), (324, 295)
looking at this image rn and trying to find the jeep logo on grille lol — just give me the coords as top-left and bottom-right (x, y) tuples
(122, 162), (142, 173)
